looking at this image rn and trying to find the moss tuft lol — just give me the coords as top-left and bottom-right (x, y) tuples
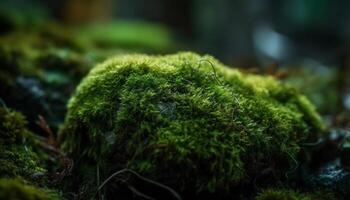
(0, 106), (30, 142)
(59, 52), (324, 196)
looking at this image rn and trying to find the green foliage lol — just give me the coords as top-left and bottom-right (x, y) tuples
(0, 178), (61, 200)
(59, 52), (324, 195)
(283, 66), (339, 115)
(76, 20), (174, 53)
(0, 4), (49, 34)
(0, 46), (35, 87)
(0, 30), (96, 130)
(255, 188), (338, 200)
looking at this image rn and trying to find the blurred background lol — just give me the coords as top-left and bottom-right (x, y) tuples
(0, 0), (350, 131)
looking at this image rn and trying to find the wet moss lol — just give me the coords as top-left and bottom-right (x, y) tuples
(59, 52), (324, 197)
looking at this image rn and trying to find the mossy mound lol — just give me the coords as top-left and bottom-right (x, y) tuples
(59, 52), (323, 196)
(255, 188), (339, 200)
(0, 178), (61, 200)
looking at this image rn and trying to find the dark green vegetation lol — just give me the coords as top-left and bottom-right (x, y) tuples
(75, 21), (175, 53)
(59, 52), (324, 198)
(0, 107), (63, 199)
(0, 27), (95, 132)
(0, 107), (43, 181)
(0, 178), (61, 200)
(255, 188), (339, 200)
(282, 66), (339, 115)
(0, 18), (176, 133)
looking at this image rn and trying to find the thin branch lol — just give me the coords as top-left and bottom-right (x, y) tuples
(285, 151), (299, 179)
(97, 168), (182, 200)
(300, 139), (323, 147)
(0, 97), (9, 112)
(122, 179), (155, 200)
(36, 115), (56, 147)
(198, 59), (223, 85)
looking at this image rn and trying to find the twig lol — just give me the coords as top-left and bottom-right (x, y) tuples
(285, 151), (299, 179)
(36, 115), (56, 147)
(300, 139), (323, 147)
(198, 59), (223, 85)
(120, 179), (155, 200)
(97, 164), (101, 200)
(0, 97), (9, 112)
(97, 168), (182, 200)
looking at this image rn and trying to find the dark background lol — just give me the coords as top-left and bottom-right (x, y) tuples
(1, 0), (350, 119)
(2, 0), (350, 65)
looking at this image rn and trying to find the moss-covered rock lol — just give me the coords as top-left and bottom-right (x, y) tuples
(0, 178), (61, 200)
(255, 188), (339, 200)
(59, 52), (324, 197)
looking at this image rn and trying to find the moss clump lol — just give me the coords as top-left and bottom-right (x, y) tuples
(0, 107), (44, 181)
(0, 105), (30, 141)
(0, 107), (64, 199)
(0, 178), (61, 200)
(255, 188), (339, 200)
(59, 52), (323, 196)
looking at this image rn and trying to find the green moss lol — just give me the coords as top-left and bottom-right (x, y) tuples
(0, 145), (44, 179)
(0, 107), (44, 181)
(59, 52), (324, 196)
(0, 178), (61, 200)
(255, 188), (339, 200)
(0, 107), (64, 199)
(0, 106), (30, 142)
